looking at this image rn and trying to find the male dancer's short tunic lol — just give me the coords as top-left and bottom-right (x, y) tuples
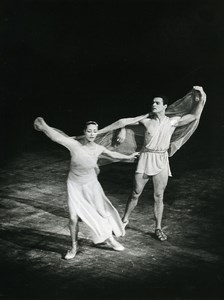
(136, 117), (177, 176)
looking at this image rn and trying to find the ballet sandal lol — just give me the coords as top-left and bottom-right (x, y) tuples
(155, 229), (167, 242)
(106, 238), (125, 251)
(64, 243), (79, 260)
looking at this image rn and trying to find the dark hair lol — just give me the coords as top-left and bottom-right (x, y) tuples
(153, 94), (169, 106)
(84, 121), (98, 130)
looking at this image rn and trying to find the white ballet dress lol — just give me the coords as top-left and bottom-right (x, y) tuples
(63, 139), (125, 244)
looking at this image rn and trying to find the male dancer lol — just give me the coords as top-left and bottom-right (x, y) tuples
(120, 86), (206, 241)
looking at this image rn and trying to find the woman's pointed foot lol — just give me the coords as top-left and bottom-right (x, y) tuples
(107, 237), (125, 251)
(64, 243), (79, 260)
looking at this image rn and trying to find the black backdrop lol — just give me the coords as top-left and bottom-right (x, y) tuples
(1, 0), (224, 161)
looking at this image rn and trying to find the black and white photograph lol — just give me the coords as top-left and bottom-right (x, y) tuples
(0, 0), (224, 299)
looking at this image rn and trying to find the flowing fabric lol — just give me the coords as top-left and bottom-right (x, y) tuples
(76, 114), (149, 165)
(166, 89), (202, 156)
(75, 89), (204, 166)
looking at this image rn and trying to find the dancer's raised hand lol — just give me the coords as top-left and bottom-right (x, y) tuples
(34, 117), (45, 131)
(116, 128), (126, 143)
(193, 86), (206, 102)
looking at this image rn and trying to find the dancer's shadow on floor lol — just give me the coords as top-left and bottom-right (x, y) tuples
(0, 225), (110, 259)
(125, 223), (151, 236)
(3, 194), (68, 219)
(0, 225), (69, 257)
(125, 225), (167, 243)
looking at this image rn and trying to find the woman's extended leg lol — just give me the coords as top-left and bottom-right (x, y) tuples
(64, 212), (79, 260)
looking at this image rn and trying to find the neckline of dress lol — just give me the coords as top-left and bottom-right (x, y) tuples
(82, 143), (97, 154)
(83, 143), (96, 149)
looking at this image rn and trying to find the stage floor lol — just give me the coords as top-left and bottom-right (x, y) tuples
(0, 147), (224, 300)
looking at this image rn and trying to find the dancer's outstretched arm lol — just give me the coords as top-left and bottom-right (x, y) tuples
(34, 117), (75, 149)
(101, 114), (149, 144)
(102, 148), (139, 161)
(97, 114), (149, 135)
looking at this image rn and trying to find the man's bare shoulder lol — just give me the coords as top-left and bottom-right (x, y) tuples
(140, 118), (152, 126)
(169, 116), (181, 126)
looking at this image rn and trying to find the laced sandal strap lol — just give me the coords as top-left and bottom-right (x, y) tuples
(155, 229), (167, 242)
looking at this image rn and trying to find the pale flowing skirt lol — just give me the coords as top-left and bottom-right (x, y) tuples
(67, 171), (125, 244)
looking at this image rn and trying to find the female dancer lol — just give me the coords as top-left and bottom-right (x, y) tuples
(34, 117), (139, 259)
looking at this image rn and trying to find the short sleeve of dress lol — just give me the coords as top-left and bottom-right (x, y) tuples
(96, 144), (107, 156)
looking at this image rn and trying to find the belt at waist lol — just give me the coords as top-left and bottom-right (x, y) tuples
(141, 147), (168, 154)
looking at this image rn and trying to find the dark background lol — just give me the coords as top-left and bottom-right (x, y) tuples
(1, 0), (224, 162)
(1, 2), (224, 299)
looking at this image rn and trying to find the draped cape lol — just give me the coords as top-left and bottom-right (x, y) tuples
(76, 89), (203, 165)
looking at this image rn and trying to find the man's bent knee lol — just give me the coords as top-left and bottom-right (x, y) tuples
(130, 190), (141, 202)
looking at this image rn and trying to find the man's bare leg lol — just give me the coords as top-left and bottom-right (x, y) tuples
(122, 173), (149, 225)
(152, 167), (169, 241)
